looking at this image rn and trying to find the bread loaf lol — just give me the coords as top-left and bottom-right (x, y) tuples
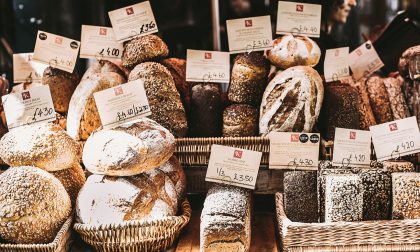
(50, 163), (86, 205)
(228, 52), (269, 106)
(67, 72), (126, 141)
(392, 172), (420, 219)
(366, 75), (393, 123)
(82, 118), (175, 176)
(161, 58), (191, 111)
(0, 124), (81, 171)
(382, 160), (415, 173)
(128, 62), (188, 137)
(398, 45), (420, 78)
(200, 184), (251, 252)
(259, 66), (323, 135)
(81, 60), (126, 81)
(157, 156), (186, 202)
(122, 35), (169, 68)
(76, 171), (178, 226)
(347, 77), (377, 130)
(265, 35), (321, 69)
(53, 112), (67, 130)
(0, 166), (71, 244)
(383, 77), (410, 120)
(223, 104), (258, 137)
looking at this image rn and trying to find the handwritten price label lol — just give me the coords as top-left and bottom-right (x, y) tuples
(2, 85), (56, 130)
(206, 144), (261, 189)
(324, 47), (350, 82)
(332, 128), (371, 167)
(93, 79), (152, 129)
(80, 25), (123, 60)
(186, 49), (230, 83)
(13, 53), (48, 83)
(349, 41), (384, 80)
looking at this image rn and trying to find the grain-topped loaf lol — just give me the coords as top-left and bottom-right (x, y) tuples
(347, 77), (377, 130)
(0, 124), (81, 171)
(81, 60), (126, 81)
(398, 45), (420, 78)
(383, 76), (410, 120)
(50, 163), (86, 205)
(366, 75), (393, 124)
(223, 104), (258, 137)
(161, 58), (191, 111)
(122, 35), (169, 68)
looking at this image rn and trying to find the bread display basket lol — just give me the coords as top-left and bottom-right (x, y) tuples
(0, 217), (73, 252)
(74, 199), (191, 252)
(275, 193), (420, 252)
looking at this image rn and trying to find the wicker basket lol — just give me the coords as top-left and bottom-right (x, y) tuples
(175, 136), (270, 166)
(74, 199), (192, 252)
(0, 217), (73, 252)
(275, 193), (420, 252)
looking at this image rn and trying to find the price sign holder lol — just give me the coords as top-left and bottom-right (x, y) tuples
(349, 41), (384, 80)
(324, 47), (350, 82)
(13, 53), (47, 83)
(332, 128), (371, 167)
(186, 49), (230, 83)
(80, 25), (123, 60)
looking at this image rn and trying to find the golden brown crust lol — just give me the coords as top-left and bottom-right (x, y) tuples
(366, 75), (393, 124)
(50, 163), (86, 205)
(161, 58), (191, 111)
(223, 104), (258, 137)
(157, 156), (186, 202)
(122, 35), (169, 68)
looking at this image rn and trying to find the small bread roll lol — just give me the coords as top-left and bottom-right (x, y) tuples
(0, 124), (81, 171)
(157, 156), (187, 202)
(82, 118), (175, 176)
(122, 35), (169, 68)
(0, 166), (71, 244)
(50, 163), (86, 204)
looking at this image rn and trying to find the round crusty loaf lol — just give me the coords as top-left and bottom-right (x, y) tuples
(82, 118), (175, 176)
(228, 52), (270, 106)
(223, 104), (258, 137)
(265, 35), (321, 69)
(157, 156), (187, 202)
(81, 60), (127, 81)
(67, 72), (126, 141)
(122, 35), (169, 68)
(161, 58), (191, 111)
(0, 124), (81, 171)
(398, 45), (420, 78)
(50, 163), (86, 204)
(259, 66), (323, 135)
(76, 170), (178, 226)
(129, 62), (188, 137)
(42, 67), (80, 113)
(0, 166), (71, 244)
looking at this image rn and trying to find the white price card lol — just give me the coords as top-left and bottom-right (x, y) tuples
(370, 117), (420, 161)
(2, 85), (56, 130)
(276, 1), (321, 37)
(332, 128), (371, 167)
(349, 41), (384, 80)
(108, 1), (158, 43)
(80, 25), (123, 60)
(32, 31), (80, 73)
(13, 53), (48, 83)
(269, 132), (320, 170)
(324, 47), (350, 82)
(205, 144), (262, 189)
(186, 49), (230, 83)
(93, 79), (151, 129)
(226, 15), (273, 54)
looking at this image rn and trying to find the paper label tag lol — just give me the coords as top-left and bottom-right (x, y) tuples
(332, 128), (371, 167)
(324, 47), (350, 82)
(269, 132), (320, 170)
(349, 41), (384, 80)
(205, 144), (262, 189)
(370, 117), (420, 161)
(2, 85), (56, 130)
(32, 31), (80, 73)
(276, 1), (321, 37)
(13, 53), (48, 83)
(226, 15), (273, 54)
(93, 80), (151, 129)
(186, 49), (230, 83)
(80, 25), (124, 60)
(108, 1), (158, 43)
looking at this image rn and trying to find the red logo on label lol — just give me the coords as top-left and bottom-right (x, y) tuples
(349, 131), (356, 140)
(356, 49), (363, 56)
(389, 123), (398, 131)
(233, 150), (243, 158)
(204, 52), (212, 59)
(22, 91), (31, 100)
(99, 28), (107, 35)
(245, 19), (253, 27)
(126, 7), (134, 15)
(291, 134), (300, 142)
(296, 4), (304, 12)
(55, 37), (63, 45)
(114, 86), (124, 96)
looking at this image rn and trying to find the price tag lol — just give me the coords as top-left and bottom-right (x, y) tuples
(108, 1), (158, 43)
(2, 85), (56, 130)
(226, 15), (273, 54)
(13, 53), (48, 83)
(349, 41), (384, 80)
(332, 128), (371, 167)
(80, 25), (123, 60)
(324, 47), (350, 82)
(186, 49), (230, 83)
(276, 1), (321, 38)
(269, 132), (320, 170)
(32, 31), (79, 73)
(93, 79), (151, 129)
(205, 144), (261, 189)
(370, 117), (420, 161)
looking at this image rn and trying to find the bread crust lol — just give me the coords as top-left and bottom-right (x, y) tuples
(122, 35), (169, 68)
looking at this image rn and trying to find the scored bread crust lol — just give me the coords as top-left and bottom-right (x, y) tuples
(157, 156), (187, 202)
(0, 166), (71, 244)
(50, 163), (86, 205)
(81, 60), (127, 81)
(122, 35), (169, 68)
(0, 124), (81, 171)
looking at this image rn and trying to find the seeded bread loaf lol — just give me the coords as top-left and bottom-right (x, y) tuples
(398, 45), (420, 78)
(383, 77), (410, 120)
(347, 77), (377, 130)
(223, 104), (258, 137)
(161, 58), (191, 111)
(50, 163), (86, 205)
(366, 75), (393, 124)
(122, 35), (169, 68)
(392, 172), (420, 219)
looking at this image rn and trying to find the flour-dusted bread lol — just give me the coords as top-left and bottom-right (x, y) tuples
(76, 171), (178, 226)
(82, 118), (175, 176)
(161, 58), (191, 111)
(223, 104), (258, 137)
(0, 166), (71, 244)
(50, 163), (86, 205)
(129, 62), (188, 137)
(265, 35), (321, 69)
(42, 67), (80, 113)
(67, 72), (126, 141)
(259, 66), (323, 135)
(122, 35), (169, 68)
(398, 45), (420, 78)
(228, 52), (269, 106)
(81, 60), (126, 81)
(366, 75), (393, 124)
(157, 156), (187, 202)
(0, 124), (80, 171)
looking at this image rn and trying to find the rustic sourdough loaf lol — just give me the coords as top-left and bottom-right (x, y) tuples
(157, 156), (186, 202)
(50, 163), (86, 205)
(81, 60), (126, 81)
(122, 35), (169, 68)
(223, 104), (258, 137)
